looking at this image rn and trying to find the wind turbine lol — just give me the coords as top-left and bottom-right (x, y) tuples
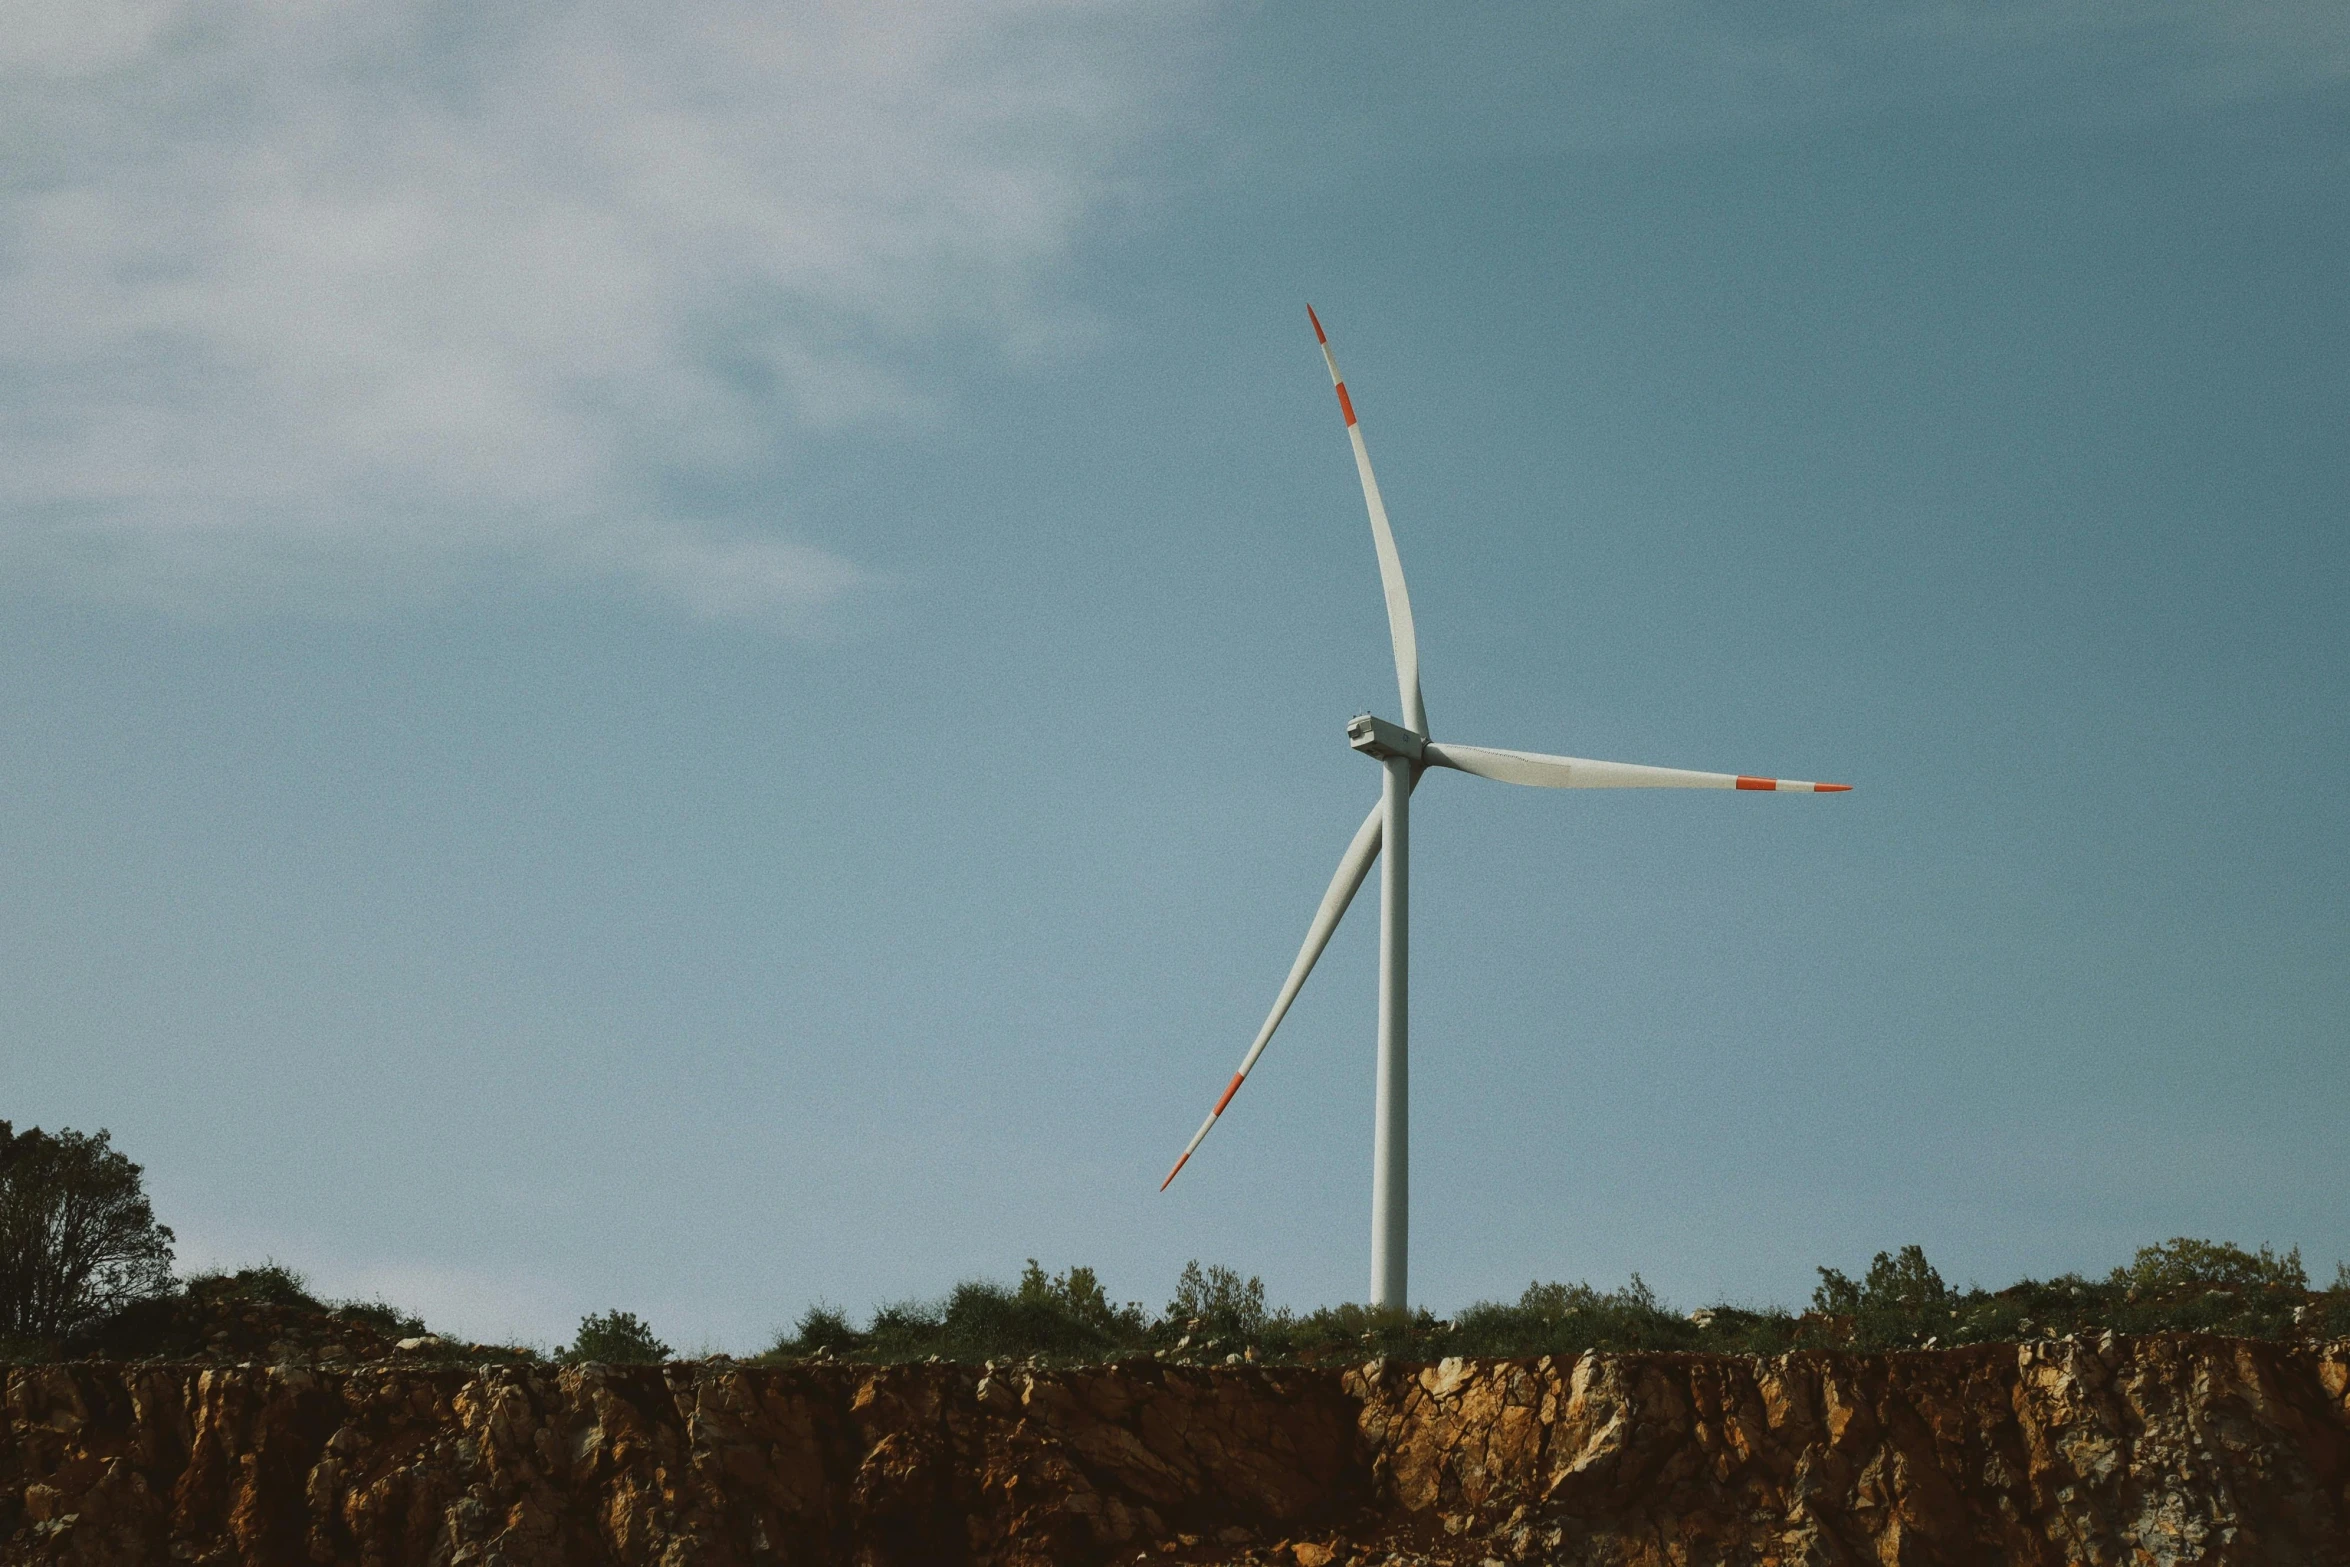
(1160, 306), (1849, 1312)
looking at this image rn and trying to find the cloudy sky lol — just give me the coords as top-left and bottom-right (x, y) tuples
(4, 0), (2344, 1349)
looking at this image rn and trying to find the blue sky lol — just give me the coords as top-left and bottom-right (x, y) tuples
(3, 1), (2344, 1350)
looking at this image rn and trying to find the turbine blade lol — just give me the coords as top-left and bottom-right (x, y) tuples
(1425, 742), (1851, 793)
(1161, 796), (1385, 1190)
(1309, 305), (1426, 736)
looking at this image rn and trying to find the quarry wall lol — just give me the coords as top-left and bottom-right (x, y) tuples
(6, 1335), (2349, 1565)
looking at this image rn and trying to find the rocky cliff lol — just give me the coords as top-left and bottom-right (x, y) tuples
(6, 1336), (2348, 1565)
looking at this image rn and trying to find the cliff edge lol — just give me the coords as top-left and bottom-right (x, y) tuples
(7, 1335), (2349, 1565)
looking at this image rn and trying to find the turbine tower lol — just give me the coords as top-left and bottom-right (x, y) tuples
(1161, 306), (1849, 1312)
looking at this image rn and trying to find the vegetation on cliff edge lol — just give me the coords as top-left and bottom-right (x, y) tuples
(751, 1238), (2350, 1368)
(6, 1119), (2347, 1368)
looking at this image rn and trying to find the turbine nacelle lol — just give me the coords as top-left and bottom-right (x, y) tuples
(1346, 713), (1424, 763)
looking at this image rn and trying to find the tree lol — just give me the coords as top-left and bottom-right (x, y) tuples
(1813, 1245), (1947, 1314)
(1017, 1259), (1137, 1337)
(1168, 1260), (1266, 1340)
(0, 1121), (176, 1341)
(563, 1309), (669, 1364)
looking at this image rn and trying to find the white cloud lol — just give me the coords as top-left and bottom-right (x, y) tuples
(10, 0), (2329, 629)
(0, 0), (1203, 623)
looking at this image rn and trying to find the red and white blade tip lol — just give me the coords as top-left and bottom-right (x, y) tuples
(1735, 776), (1852, 793)
(1161, 1071), (1247, 1190)
(1305, 307), (1357, 425)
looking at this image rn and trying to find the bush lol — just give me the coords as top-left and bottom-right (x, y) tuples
(787, 1303), (864, 1355)
(332, 1297), (428, 1339)
(856, 1262), (1148, 1364)
(1231, 1273), (1806, 1363)
(1448, 1276), (1704, 1357)
(1168, 1261), (1266, 1341)
(743, 1240), (2350, 1369)
(2309, 1281), (2350, 1341)
(2111, 1238), (2305, 1297)
(1795, 1237), (2348, 1350)
(563, 1310), (669, 1364)
(1019, 1260), (1141, 1338)
(1805, 1245), (1960, 1348)
(183, 1261), (318, 1309)
(0, 1122), (176, 1343)
(763, 1262), (1169, 1365)
(1814, 1246), (1948, 1315)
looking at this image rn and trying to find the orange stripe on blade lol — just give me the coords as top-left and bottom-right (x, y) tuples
(1735, 776), (1776, 791)
(1335, 382), (1356, 426)
(1814, 782), (1852, 792)
(1307, 304), (1327, 344)
(1160, 1150), (1193, 1192)
(1212, 1071), (1246, 1116)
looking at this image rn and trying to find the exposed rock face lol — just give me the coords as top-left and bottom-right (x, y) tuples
(4, 1337), (2346, 1565)
(2, 1361), (1361, 1566)
(1354, 1337), (2350, 1564)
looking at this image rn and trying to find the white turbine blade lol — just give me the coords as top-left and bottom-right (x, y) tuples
(1309, 305), (1427, 736)
(1425, 742), (1852, 793)
(1162, 796), (1385, 1190)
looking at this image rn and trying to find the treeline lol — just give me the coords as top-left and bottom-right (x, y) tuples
(751, 1241), (2350, 1368)
(23, 1240), (2350, 1369)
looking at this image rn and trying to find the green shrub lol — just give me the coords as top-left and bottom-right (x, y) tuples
(331, 1298), (427, 1339)
(183, 1262), (319, 1309)
(1021, 1260), (1143, 1340)
(1795, 1238), (2341, 1351)
(1687, 1305), (1801, 1356)
(745, 1240), (2350, 1369)
(1449, 1276), (1698, 1357)
(1814, 1246), (1947, 1315)
(1808, 1245), (1961, 1349)
(2111, 1238), (2305, 1297)
(1168, 1261), (1266, 1342)
(563, 1310), (669, 1365)
(1251, 1302), (1421, 1362)
(867, 1266), (1145, 1363)
(785, 1303), (864, 1355)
